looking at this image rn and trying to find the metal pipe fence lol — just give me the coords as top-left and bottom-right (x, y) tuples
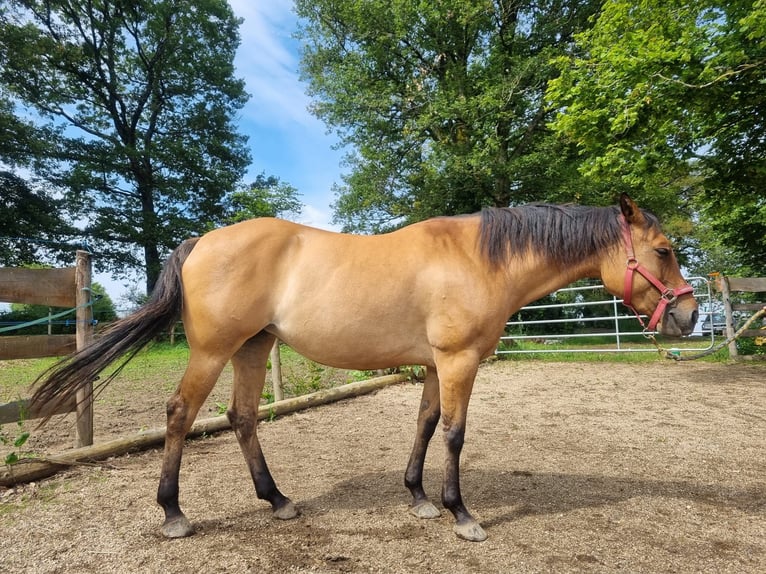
(497, 276), (716, 355)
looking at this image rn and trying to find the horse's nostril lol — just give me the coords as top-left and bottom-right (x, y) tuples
(691, 309), (699, 326)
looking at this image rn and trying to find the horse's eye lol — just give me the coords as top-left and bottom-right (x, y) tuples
(655, 247), (670, 258)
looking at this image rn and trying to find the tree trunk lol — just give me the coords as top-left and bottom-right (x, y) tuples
(144, 241), (161, 294)
(139, 181), (161, 294)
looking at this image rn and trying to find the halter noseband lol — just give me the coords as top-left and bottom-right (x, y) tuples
(620, 214), (694, 332)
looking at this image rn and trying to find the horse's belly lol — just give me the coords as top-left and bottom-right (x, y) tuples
(268, 315), (431, 370)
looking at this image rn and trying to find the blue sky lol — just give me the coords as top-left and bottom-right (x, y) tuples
(228, 0), (345, 229)
(93, 1), (346, 303)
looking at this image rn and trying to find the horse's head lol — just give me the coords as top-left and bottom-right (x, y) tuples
(601, 194), (698, 337)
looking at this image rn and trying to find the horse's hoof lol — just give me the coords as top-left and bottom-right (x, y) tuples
(454, 520), (487, 542)
(409, 501), (441, 519)
(161, 515), (194, 538)
(273, 500), (299, 520)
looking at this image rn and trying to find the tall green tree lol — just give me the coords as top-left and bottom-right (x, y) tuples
(220, 173), (303, 225)
(0, 171), (76, 266)
(296, 0), (602, 232)
(0, 0), (250, 292)
(0, 96), (58, 169)
(547, 0), (766, 274)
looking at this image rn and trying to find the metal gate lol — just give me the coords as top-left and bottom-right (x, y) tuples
(497, 276), (716, 355)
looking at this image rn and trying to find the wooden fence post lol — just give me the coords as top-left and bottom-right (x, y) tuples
(270, 339), (283, 402)
(74, 250), (94, 447)
(719, 276), (738, 359)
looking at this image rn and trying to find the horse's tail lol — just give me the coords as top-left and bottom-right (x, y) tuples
(30, 237), (201, 423)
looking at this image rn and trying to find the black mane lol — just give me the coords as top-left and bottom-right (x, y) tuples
(478, 203), (659, 267)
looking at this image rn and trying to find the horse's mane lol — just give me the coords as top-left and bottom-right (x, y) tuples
(478, 203), (660, 267)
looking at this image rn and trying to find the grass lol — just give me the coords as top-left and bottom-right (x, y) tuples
(0, 340), (378, 405)
(0, 335), (734, 406)
(496, 334), (732, 363)
(0, 357), (59, 404)
(0, 344), (189, 404)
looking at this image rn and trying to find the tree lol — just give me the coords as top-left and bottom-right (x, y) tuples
(220, 173), (303, 225)
(547, 0), (766, 274)
(296, 0), (602, 232)
(0, 171), (77, 266)
(0, 0), (250, 292)
(0, 96), (59, 169)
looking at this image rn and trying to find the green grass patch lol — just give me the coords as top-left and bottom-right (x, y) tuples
(0, 341), (192, 403)
(0, 336), (734, 405)
(496, 336), (731, 363)
(0, 340), (376, 405)
(0, 357), (59, 403)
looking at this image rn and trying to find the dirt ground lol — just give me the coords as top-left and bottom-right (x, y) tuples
(1, 359), (764, 573)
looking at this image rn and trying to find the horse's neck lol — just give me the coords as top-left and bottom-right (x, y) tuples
(502, 251), (603, 311)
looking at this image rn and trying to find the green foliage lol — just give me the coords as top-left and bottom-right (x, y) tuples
(0, 0), (251, 292)
(296, 0), (603, 232)
(1, 425), (30, 466)
(220, 173), (303, 225)
(1, 404), (31, 466)
(547, 0), (766, 274)
(278, 345), (346, 396)
(0, 171), (77, 266)
(735, 336), (766, 356)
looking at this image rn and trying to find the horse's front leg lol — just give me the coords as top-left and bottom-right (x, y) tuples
(437, 353), (487, 542)
(404, 367), (442, 519)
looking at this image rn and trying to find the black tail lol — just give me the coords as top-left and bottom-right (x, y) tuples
(30, 238), (200, 422)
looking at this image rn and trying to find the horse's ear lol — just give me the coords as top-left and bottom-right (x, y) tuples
(619, 193), (646, 225)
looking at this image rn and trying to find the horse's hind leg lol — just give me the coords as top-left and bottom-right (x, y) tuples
(158, 351), (228, 538)
(405, 367), (442, 519)
(228, 332), (298, 520)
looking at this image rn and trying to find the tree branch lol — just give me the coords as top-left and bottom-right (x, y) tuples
(653, 60), (766, 89)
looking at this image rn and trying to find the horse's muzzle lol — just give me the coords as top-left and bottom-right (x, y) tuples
(660, 304), (699, 337)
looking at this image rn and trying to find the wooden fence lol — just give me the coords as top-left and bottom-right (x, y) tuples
(716, 275), (766, 360)
(0, 251), (94, 446)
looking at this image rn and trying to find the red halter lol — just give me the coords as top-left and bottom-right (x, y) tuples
(620, 214), (694, 332)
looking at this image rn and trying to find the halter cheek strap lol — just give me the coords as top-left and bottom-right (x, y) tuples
(620, 215), (694, 331)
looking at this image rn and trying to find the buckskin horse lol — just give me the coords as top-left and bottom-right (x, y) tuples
(31, 194), (698, 542)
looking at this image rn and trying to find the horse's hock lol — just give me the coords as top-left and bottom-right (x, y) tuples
(716, 275), (766, 359)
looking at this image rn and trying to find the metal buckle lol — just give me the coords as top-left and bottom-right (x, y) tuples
(660, 289), (677, 304)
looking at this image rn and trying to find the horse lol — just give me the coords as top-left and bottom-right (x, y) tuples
(30, 193), (698, 542)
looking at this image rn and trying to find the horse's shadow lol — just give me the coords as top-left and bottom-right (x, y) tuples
(190, 467), (763, 536)
(298, 467), (764, 525)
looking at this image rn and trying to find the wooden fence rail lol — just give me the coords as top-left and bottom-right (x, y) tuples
(0, 251), (94, 446)
(716, 275), (766, 360)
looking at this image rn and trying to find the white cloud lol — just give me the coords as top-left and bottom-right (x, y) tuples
(228, 0), (347, 225)
(297, 203), (340, 231)
(230, 0), (317, 129)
